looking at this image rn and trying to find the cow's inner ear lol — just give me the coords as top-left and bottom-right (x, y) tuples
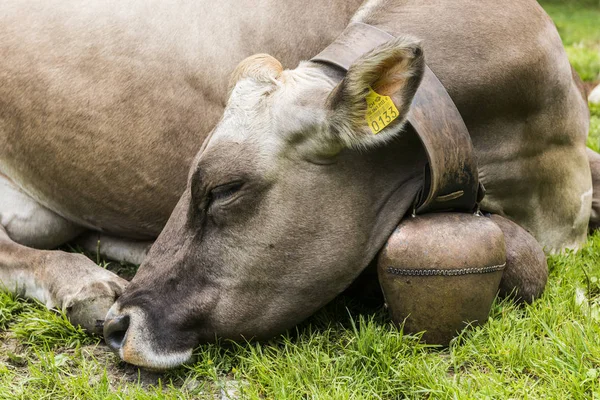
(323, 36), (425, 152)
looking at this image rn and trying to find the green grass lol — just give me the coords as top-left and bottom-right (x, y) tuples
(2, 233), (600, 398)
(2, 2), (600, 399)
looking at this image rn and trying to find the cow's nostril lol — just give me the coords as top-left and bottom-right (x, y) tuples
(103, 314), (130, 352)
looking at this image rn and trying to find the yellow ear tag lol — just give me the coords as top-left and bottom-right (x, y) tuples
(365, 87), (400, 134)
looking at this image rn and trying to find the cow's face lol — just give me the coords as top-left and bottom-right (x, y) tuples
(104, 37), (425, 369)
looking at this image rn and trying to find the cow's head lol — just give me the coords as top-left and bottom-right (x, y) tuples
(104, 37), (426, 368)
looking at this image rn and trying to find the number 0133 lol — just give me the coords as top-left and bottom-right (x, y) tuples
(365, 87), (400, 134)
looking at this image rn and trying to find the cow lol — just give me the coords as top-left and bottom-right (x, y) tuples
(0, 0), (597, 369)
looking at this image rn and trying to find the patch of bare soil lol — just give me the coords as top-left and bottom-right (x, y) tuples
(77, 343), (175, 389)
(86, 344), (245, 398)
(68, 343), (243, 398)
(0, 332), (28, 370)
(0, 333), (190, 393)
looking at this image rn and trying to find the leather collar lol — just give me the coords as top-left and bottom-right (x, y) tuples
(312, 22), (482, 214)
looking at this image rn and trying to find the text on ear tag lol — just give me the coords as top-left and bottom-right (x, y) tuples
(365, 87), (399, 134)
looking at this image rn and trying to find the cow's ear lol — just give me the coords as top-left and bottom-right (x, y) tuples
(325, 37), (424, 150)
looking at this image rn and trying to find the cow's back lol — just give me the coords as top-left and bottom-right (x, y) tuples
(0, 0), (362, 237)
(0, 0), (591, 250)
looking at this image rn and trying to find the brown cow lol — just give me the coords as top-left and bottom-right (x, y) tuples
(0, 0), (596, 368)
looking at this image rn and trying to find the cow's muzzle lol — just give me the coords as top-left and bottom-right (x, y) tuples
(101, 304), (195, 369)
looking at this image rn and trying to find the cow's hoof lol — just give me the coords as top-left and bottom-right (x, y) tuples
(63, 276), (128, 335)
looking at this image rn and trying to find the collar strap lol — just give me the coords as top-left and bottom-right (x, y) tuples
(312, 22), (482, 214)
(312, 22), (394, 71)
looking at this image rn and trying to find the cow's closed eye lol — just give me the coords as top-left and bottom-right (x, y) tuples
(208, 181), (244, 206)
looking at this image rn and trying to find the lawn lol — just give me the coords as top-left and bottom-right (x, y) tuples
(1, 2), (600, 399)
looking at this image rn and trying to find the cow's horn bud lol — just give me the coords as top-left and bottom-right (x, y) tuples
(228, 53), (283, 92)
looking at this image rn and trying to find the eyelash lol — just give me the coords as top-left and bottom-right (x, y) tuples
(208, 181), (244, 206)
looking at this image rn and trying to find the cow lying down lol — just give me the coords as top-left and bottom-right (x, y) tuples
(0, 0), (598, 369)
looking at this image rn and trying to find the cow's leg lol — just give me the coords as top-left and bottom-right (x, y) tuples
(0, 174), (128, 333)
(75, 232), (153, 265)
(587, 148), (600, 231)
